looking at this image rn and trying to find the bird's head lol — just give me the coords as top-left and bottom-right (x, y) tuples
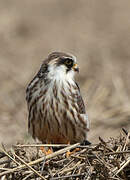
(40, 52), (79, 81)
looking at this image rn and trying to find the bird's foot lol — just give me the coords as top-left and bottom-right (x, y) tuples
(40, 147), (53, 155)
(66, 148), (80, 158)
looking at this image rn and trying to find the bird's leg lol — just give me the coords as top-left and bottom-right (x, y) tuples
(66, 148), (80, 157)
(66, 140), (91, 157)
(66, 140), (91, 156)
(66, 142), (71, 157)
(40, 142), (53, 155)
(40, 147), (53, 155)
(46, 147), (53, 155)
(66, 142), (80, 157)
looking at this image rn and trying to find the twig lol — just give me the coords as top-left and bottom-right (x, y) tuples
(0, 152), (6, 158)
(0, 168), (11, 171)
(13, 153), (46, 180)
(111, 159), (127, 174)
(0, 143), (80, 177)
(92, 152), (111, 170)
(0, 146), (20, 166)
(99, 136), (107, 145)
(14, 143), (95, 148)
(40, 155), (46, 175)
(22, 172), (34, 180)
(53, 159), (74, 177)
(0, 160), (11, 165)
(113, 157), (130, 176)
(76, 150), (130, 158)
(14, 144), (69, 148)
(59, 162), (84, 174)
(123, 132), (130, 151)
(50, 173), (84, 180)
(104, 150), (130, 155)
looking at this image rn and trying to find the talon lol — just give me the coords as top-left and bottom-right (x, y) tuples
(46, 148), (53, 155)
(40, 147), (53, 155)
(66, 148), (80, 157)
(66, 151), (71, 158)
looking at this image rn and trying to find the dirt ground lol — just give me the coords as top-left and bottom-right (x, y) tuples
(0, 0), (130, 148)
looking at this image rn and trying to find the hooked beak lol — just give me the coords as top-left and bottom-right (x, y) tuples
(72, 63), (79, 72)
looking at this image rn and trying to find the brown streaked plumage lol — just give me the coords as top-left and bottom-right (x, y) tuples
(26, 52), (89, 144)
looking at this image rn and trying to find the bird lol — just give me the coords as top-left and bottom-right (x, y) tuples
(26, 52), (89, 148)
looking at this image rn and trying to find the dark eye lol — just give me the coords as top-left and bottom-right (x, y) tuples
(57, 57), (73, 70)
(65, 58), (73, 66)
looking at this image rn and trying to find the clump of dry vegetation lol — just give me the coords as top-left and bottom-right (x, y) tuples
(0, 128), (129, 180)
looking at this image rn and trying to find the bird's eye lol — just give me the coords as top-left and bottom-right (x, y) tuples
(58, 57), (74, 70)
(65, 58), (73, 66)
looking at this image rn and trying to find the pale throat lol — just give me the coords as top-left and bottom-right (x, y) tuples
(47, 64), (75, 84)
(42, 65), (76, 100)
(37, 65), (77, 106)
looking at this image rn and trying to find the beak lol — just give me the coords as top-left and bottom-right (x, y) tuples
(73, 63), (79, 72)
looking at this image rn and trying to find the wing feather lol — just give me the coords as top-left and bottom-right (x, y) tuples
(75, 82), (89, 130)
(75, 82), (86, 114)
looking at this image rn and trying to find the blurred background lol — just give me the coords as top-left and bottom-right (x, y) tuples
(0, 0), (130, 147)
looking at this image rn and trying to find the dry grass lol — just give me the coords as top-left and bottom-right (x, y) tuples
(1, 1), (130, 146)
(0, 128), (129, 179)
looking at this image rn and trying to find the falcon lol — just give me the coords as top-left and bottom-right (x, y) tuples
(26, 52), (89, 146)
